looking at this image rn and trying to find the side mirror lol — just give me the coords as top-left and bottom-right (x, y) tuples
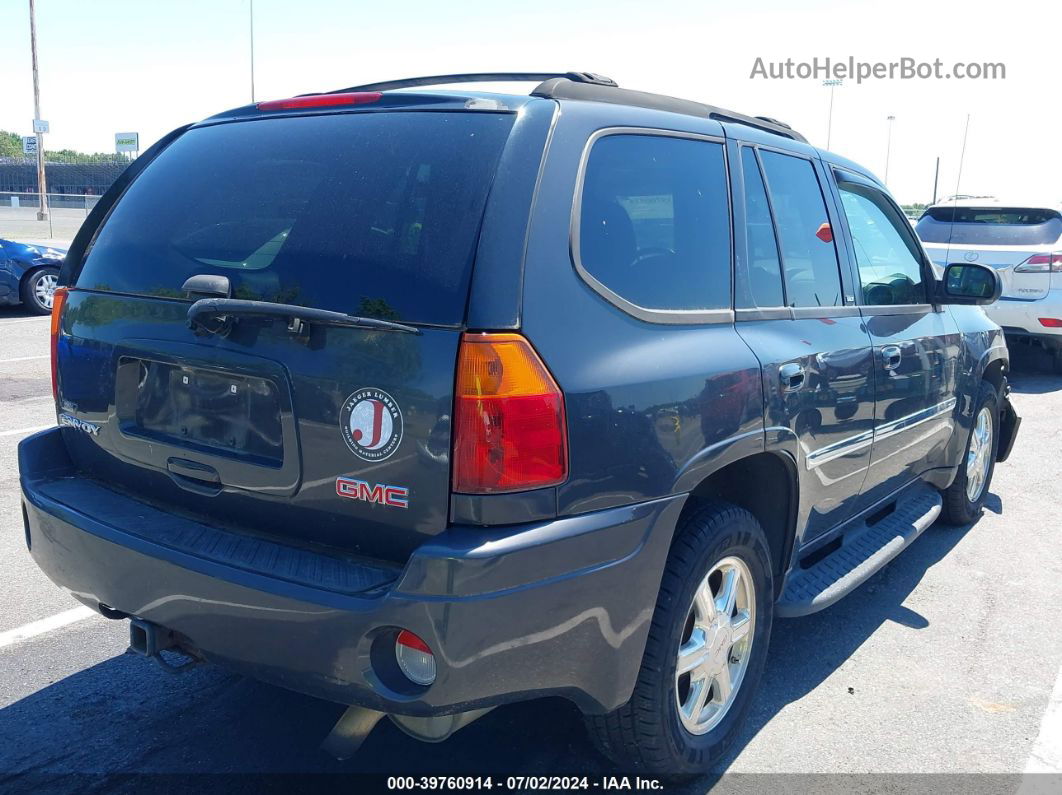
(938, 263), (1002, 305)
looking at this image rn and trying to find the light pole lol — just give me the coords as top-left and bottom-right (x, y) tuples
(884, 115), (896, 185)
(932, 156), (940, 205)
(249, 0), (256, 102)
(28, 0), (49, 221)
(823, 79), (842, 150)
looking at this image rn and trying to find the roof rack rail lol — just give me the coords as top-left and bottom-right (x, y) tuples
(331, 71), (617, 94)
(327, 71), (805, 144)
(531, 78), (807, 143)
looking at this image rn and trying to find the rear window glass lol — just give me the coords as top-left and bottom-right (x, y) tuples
(78, 111), (516, 325)
(577, 133), (731, 312)
(915, 207), (1062, 246)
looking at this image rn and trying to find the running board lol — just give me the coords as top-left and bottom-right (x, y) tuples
(776, 485), (942, 618)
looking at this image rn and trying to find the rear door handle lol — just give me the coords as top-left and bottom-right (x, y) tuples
(166, 457), (222, 496)
(881, 345), (902, 371)
(779, 362), (806, 391)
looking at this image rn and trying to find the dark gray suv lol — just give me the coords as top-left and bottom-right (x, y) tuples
(19, 71), (1021, 776)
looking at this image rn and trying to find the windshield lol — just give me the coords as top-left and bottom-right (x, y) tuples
(915, 206), (1062, 246)
(77, 111), (516, 325)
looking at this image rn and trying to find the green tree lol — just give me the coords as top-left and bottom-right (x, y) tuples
(0, 131), (24, 158)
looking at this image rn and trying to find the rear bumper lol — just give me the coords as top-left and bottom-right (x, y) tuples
(19, 428), (681, 716)
(986, 292), (1062, 342)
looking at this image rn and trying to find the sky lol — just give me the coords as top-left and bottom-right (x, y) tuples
(1, 0), (1058, 206)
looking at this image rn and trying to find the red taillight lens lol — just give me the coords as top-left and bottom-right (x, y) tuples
(50, 287), (68, 402)
(255, 92), (382, 111)
(395, 630), (436, 686)
(452, 333), (568, 494)
(1038, 318), (1062, 328)
(1015, 253), (1062, 273)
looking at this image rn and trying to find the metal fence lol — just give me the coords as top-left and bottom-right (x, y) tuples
(0, 191), (102, 215)
(0, 157), (128, 198)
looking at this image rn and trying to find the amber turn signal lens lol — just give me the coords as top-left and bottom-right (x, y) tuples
(452, 333), (568, 494)
(50, 287), (69, 402)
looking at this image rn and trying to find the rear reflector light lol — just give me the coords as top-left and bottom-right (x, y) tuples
(1038, 318), (1062, 328)
(452, 333), (568, 494)
(50, 287), (68, 402)
(1015, 253), (1062, 273)
(395, 630), (436, 686)
(255, 91), (383, 111)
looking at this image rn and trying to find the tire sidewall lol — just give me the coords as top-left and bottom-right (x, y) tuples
(656, 512), (774, 772)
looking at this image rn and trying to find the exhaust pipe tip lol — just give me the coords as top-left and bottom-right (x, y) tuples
(390, 707), (494, 743)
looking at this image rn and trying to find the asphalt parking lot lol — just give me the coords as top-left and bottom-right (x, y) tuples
(1, 302), (1061, 792)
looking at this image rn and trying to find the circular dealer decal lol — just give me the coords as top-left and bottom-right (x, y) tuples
(340, 388), (403, 461)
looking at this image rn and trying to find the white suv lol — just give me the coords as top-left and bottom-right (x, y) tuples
(916, 198), (1062, 371)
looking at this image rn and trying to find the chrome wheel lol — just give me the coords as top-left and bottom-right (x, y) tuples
(675, 556), (756, 735)
(33, 271), (58, 311)
(965, 406), (993, 502)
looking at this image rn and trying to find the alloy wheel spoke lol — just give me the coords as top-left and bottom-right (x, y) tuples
(681, 676), (706, 721)
(730, 610), (752, 645)
(715, 568), (739, 617)
(712, 663), (733, 704)
(677, 630), (709, 676)
(693, 582), (716, 624)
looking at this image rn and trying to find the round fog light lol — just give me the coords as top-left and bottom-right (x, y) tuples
(395, 629), (436, 686)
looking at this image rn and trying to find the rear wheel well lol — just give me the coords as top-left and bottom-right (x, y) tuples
(982, 358), (1005, 396)
(677, 452), (797, 591)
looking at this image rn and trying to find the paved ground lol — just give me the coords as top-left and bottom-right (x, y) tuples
(0, 206), (85, 247)
(1, 303), (1060, 793)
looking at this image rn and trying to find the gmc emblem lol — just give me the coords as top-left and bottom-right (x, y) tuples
(336, 476), (409, 509)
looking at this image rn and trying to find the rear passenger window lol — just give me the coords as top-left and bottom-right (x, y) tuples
(759, 151), (843, 308)
(577, 134), (731, 313)
(838, 182), (927, 305)
(739, 148), (784, 308)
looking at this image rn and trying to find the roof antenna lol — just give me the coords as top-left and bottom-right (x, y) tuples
(943, 113), (971, 269)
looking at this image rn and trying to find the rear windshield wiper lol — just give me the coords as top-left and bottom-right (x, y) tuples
(187, 298), (420, 336)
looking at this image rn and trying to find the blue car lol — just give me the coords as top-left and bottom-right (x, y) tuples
(0, 238), (67, 314)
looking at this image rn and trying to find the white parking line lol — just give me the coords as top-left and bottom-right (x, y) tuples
(0, 317), (49, 326)
(1025, 663), (1062, 774)
(0, 355), (49, 364)
(0, 424), (52, 437)
(0, 606), (96, 650)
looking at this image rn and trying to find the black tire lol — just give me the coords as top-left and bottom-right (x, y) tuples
(585, 500), (773, 778)
(20, 267), (60, 315)
(1052, 347), (1062, 376)
(940, 381), (999, 525)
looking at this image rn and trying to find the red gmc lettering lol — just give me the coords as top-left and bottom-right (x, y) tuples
(336, 477), (409, 509)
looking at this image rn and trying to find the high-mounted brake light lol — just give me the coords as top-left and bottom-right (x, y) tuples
(50, 287), (68, 402)
(1015, 253), (1062, 273)
(255, 91), (383, 111)
(452, 333), (568, 494)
